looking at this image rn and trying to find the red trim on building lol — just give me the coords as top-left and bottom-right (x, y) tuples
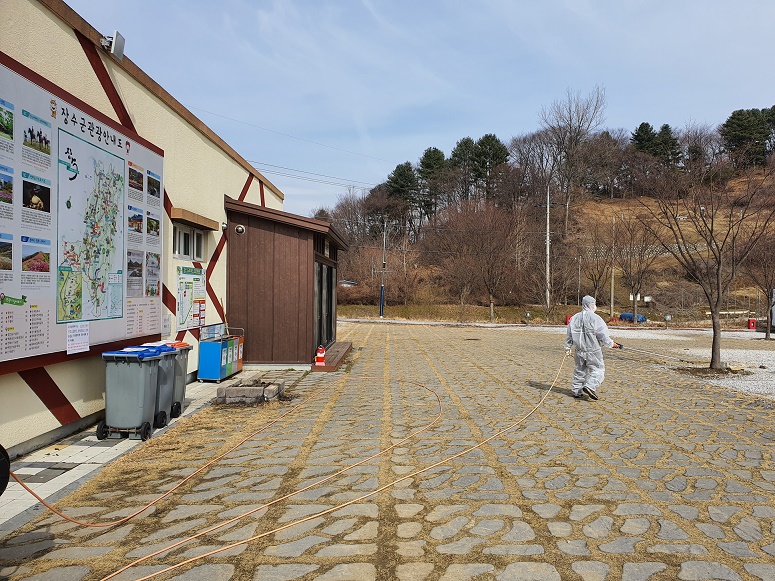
(206, 236), (227, 280)
(162, 283), (176, 314)
(206, 284), (226, 323)
(163, 188), (173, 219)
(174, 327), (200, 343)
(19, 368), (82, 426)
(238, 174), (253, 202)
(0, 50), (162, 155)
(75, 30), (135, 131)
(195, 259), (225, 322)
(259, 181), (266, 206)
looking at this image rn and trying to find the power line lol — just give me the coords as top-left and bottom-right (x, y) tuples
(251, 167), (375, 189)
(249, 161), (378, 188)
(187, 105), (391, 162)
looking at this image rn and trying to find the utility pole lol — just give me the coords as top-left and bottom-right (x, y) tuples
(577, 256), (581, 306)
(609, 215), (615, 317)
(609, 267), (614, 317)
(379, 218), (386, 318)
(545, 180), (550, 312)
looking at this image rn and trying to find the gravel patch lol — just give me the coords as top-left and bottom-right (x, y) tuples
(510, 325), (775, 401)
(614, 328), (775, 401)
(681, 347), (775, 400)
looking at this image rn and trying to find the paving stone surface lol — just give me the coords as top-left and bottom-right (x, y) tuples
(1, 322), (774, 579)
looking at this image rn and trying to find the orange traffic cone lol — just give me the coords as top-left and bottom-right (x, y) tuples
(315, 345), (326, 366)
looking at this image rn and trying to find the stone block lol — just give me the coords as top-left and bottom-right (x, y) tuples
(722, 361), (745, 371)
(215, 379), (286, 404)
(227, 386), (261, 398)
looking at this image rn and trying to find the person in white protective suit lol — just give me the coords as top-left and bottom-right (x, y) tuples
(564, 295), (620, 400)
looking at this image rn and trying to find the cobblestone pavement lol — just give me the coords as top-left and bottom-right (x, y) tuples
(1, 322), (774, 580)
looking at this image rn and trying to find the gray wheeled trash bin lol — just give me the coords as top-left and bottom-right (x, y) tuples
(0, 444), (9, 498)
(166, 342), (192, 418)
(99, 347), (165, 441)
(153, 345), (177, 429)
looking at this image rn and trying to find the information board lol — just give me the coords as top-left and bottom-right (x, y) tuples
(176, 266), (206, 330)
(0, 58), (164, 363)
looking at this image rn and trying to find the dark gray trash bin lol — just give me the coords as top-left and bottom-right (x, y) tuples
(100, 347), (165, 441)
(165, 342), (192, 418)
(0, 444), (9, 498)
(153, 346), (178, 429)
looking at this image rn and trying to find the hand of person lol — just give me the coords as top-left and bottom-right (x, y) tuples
(612, 342), (622, 349)
(565, 347), (572, 355)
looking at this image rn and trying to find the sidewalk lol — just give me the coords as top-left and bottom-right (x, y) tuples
(1, 322), (774, 580)
(0, 380), (215, 539)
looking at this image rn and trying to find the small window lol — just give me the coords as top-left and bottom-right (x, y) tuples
(173, 223), (205, 261)
(194, 230), (204, 261)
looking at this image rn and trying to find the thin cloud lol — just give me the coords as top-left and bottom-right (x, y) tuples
(65, 0), (775, 217)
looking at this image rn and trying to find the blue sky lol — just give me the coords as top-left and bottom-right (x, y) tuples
(66, 0), (775, 217)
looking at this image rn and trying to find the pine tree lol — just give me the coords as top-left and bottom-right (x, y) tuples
(473, 134), (509, 201)
(719, 108), (770, 166)
(631, 122), (657, 154)
(654, 124), (682, 166)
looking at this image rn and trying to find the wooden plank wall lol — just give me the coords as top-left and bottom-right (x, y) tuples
(227, 213), (314, 364)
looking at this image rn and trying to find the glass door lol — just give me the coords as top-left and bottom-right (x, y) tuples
(314, 262), (335, 349)
(313, 262), (321, 349)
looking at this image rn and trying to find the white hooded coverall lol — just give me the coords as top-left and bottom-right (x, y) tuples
(565, 296), (615, 395)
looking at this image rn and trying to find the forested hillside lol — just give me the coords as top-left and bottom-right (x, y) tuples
(317, 88), (775, 349)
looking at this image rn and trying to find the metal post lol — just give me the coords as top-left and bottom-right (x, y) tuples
(609, 216), (615, 317)
(577, 256), (581, 306)
(609, 266), (614, 317)
(379, 219), (386, 318)
(545, 181), (550, 312)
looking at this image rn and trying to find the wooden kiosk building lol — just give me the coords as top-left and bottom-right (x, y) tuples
(225, 197), (351, 369)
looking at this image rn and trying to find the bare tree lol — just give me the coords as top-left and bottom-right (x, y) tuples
(508, 129), (558, 312)
(742, 231), (775, 339)
(579, 128), (629, 199)
(681, 122), (720, 177)
(539, 86), (607, 237)
(393, 234), (422, 305)
(423, 203), (521, 322)
(421, 207), (475, 310)
(508, 130), (557, 203)
(336, 245), (381, 305)
(640, 152), (775, 367)
(614, 211), (661, 320)
(578, 218), (615, 301)
(329, 186), (372, 247)
(553, 246), (581, 306)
